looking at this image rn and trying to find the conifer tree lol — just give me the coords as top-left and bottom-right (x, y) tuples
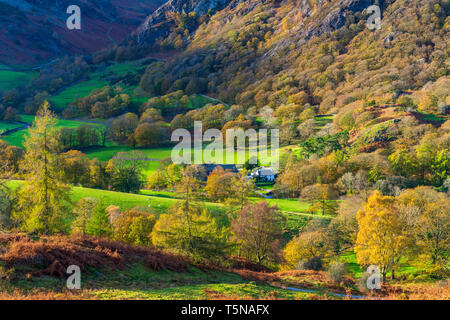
(14, 102), (71, 234)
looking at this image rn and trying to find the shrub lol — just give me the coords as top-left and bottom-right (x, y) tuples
(296, 257), (323, 271)
(152, 203), (231, 263)
(357, 271), (372, 292)
(72, 198), (113, 237)
(283, 231), (331, 269)
(114, 209), (156, 246)
(327, 262), (348, 283)
(86, 201), (113, 237)
(0, 188), (12, 229)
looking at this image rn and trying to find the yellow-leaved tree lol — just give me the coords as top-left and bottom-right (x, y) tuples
(283, 230), (331, 270)
(14, 102), (71, 234)
(355, 191), (406, 281)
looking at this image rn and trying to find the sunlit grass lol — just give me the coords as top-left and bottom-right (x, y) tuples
(0, 70), (36, 91)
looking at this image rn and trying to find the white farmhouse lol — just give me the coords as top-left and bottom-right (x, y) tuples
(250, 167), (277, 182)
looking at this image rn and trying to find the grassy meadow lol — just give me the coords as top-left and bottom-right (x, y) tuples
(6, 179), (326, 241)
(0, 69), (36, 92)
(0, 115), (105, 148)
(50, 61), (148, 110)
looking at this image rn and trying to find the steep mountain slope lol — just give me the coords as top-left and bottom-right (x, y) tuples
(0, 0), (165, 65)
(136, 0), (448, 111)
(129, 0), (243, 47)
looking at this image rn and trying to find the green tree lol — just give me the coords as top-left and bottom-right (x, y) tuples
(86, 199), (112, 237)
(0, 165), (13, 229)
(166, 163), (182, 190)
(107, 151), (146, 193)
(228, 170), (255, 212)
(114, 209), (156, 245)
(388, 149), (416, 178)
(152, 203), (231, 262)
(14, 102), (71, 234)
(72, 197), (97, 235)
(302, 184), (339, 216)
(430, 149), (449, 186)
(147, 170), (168, 191)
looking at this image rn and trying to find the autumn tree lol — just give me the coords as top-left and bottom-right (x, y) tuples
(283, 230), (331, 270)
(166, 163), (182, 190)
(341, 170), (370, 200)
(14, 102), (71, 234)
(114, 208), (156, 246)
(301, 184), (339, 216)
(140, 108), (163, 123)
(327, 196), (362, 252)
(0, 139), (23, 175)
(61, 150), (90, 186)
(107, 113), (138, 144)
(397, 187), (450, 271)
(152, 203), (231, 262)
(227, 170), (255, 211)
(147, 170), (168, 191)
(277, 162), (319, 197)
(205, 167), (236, 202)
(232, 202), (285, 266)
(355, 191), (406, 281)
(134, 122), (170, 147)
(3, 107), (20, 121)
(153, 165), (231, 262)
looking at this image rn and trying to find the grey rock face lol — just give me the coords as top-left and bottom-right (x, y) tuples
(134, 0), (245, 46)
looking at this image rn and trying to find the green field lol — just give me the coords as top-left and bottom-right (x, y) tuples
(1, 115), (105, 148)
(6, 180), (326, 239)
(50, 61), (147, 110)
(84, 145), (282, 177)
(0, 69), (36, 92)
(85, 146), (172, 162)
(0, 121), (21, 134)
(6, 180), (223, 216)
(85, 146), (172, 176)
(337, 250), (423, 279)
(50, 79), (109, 110)
(0, 130), (27, 147)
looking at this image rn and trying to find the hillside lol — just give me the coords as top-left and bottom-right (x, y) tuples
(134, 0), (447, 106)
(0, 0), (448, 302)
(131, 0), (241, 48)
(0, 0), (165, 65)
(1, 233), (447, 300)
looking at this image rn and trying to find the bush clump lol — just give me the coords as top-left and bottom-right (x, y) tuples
(296, 257), (323, 271)
(327, 262), (348, 283)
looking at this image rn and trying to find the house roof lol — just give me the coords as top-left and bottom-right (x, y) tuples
(201, 164), (239, 174)
(254, 168), (276, 176)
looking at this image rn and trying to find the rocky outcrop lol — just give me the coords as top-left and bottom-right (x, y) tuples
(133, 0), (248, 47)
(262, 0), (393, 60)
